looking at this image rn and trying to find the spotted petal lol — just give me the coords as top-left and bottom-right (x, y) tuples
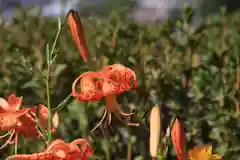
(0, 109), (28, 131)
(6, 152), (54, 160)
(72, 72), (104, 102)
(102, 64), (138, 95)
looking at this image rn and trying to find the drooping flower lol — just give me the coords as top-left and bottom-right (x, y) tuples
(171, 118), (188, 160)
(0, 94), (59, 149)
(6, 138), (94, 160)
(67, 9), (89, 63)
(171, 118), (224, 160)
(16, 104), (59, 139)
(72, 64), (139, 131)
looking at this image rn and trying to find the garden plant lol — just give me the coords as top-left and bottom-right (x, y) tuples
(0, 3), (239, 160)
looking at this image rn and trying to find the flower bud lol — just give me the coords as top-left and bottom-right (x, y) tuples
(171, 118), (188, 160)
(149, 105), (161, 157)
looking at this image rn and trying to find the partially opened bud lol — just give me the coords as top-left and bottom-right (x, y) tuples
(150, 105), (161, 157)
(171, 118), (188, 160)
(52, 112), (59, 131)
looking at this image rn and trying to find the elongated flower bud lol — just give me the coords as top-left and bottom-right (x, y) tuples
(171, 118), (188, 160)
(150, 105), (161, 157)
(67, 10), (89, 63)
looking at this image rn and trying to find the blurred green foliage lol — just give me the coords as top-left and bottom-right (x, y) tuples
(0, 4), (240, 160)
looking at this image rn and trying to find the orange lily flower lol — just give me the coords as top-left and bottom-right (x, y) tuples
(171, 118), (223, 160)
(16, 104), (59, 138)
(0, 94), (59, 149)
(6, 138), (94, 160)
(188, 144), (223, 160)
(67, 9), (89, 63)
(0, 94), (29, 149)
(72, 64), (139, 131)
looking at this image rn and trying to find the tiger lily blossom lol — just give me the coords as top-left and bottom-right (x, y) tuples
(72, 64), (139, 132)
(6, 138), (94, 160)
(16, 104), (59, 139)
(0, 94), (59, 149)
(171, 118), (223, 160)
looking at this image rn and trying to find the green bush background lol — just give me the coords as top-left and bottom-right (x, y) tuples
(0, 5), (240, 160)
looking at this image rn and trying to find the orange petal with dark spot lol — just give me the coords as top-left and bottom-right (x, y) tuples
(72, 72), (104, 102)
(0, 109), (28, 131)
(71, 139), (94, 157)
(6, 152), (54, 160)
(102, 64), (138, 95)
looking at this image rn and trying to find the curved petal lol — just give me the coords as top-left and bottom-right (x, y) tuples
(70, 152), (86, 160)
(37, 104), (51, 130)
(6, 152), (54, 160)
(188, 144), (214, 159)
(0, 109), (28, 131)
(102, 64), (138, 95)
(46, 140), (70, 159)
(7, 94), (22, 111)
(67, 9), (89, 63)
(44, 139), (66, 152)
(15, 110), (38, 138)
(0, 98), (8, 111)
(17, 105), (58, 138)
(72, 72), (104, 102)
(71, 139), (94, 157)
(28, 105), (58, 131)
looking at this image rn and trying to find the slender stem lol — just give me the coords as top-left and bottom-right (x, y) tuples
(50, 20), (62, 57)
(160, 116), (177, 159)
(127, 140), (132, 160)
(46, 69), (52, 143)
(14, 133), (18, 154)
(45, 18), (63, 144)
(105, 138), (111, 160)
(52, 93), (72, 113)
(46, 41), (52, 144)
(19, 57), (47, 78)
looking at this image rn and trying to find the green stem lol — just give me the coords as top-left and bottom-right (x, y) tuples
(52, 93), (72, 113)
(161, 116), (177, 159)
(127, 140), (132, 160)
(105, 138), (111, 160)
(46, 69), (52, 143)
(45, 18), (63, 144)
(50, 19), (62, 57)
(14, 133), (18, 154)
